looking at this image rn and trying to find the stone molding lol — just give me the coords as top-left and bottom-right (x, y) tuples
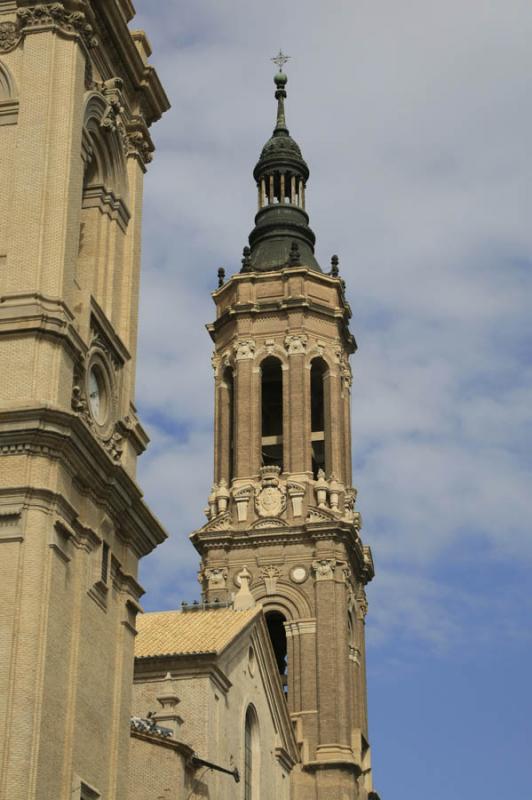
(0, 292), (85, 360)
(284, 619), (316, 638)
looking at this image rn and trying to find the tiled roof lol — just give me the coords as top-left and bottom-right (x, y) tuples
(135, 607), (261, 659)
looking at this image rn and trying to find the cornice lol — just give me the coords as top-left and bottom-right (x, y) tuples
(0, 292), (86, 360)
(191, 520), (371, 581)
(0, 406), (167, 556)
(134, 653), (233, 696)
(209, 270), (356, 352)
(130, 728), (195, 760)
(89, 0), (170, 126)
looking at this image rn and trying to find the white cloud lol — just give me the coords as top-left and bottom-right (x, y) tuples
(132, 0), (532, 650)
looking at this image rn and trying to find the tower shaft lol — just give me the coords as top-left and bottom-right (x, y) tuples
(193, 267), (375, 800)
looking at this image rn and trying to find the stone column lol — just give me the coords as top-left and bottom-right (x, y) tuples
(343, 377), (353, 487)
(313, 559), (352, 757)
(284, 334), (308, 475)
(327, 367), (345, 483)
(233, 339), (257, 479)
(215, 372), (233, 484)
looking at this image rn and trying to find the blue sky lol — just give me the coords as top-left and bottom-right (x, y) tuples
(131, 2), (532, 797)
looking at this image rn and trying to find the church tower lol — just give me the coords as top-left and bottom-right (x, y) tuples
(0, 3), (168, 799)
(192, 64), (376, 800)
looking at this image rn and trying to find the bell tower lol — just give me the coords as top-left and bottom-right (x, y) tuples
(0, 2), (168, 799)
(192, 64), (377, 800)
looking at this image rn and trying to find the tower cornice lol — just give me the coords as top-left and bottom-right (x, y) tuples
(208, 266), (356, 352)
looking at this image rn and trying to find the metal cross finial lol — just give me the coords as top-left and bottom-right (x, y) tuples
(271, 49), (290, 71)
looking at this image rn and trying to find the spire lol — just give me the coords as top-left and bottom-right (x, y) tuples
(243, 57), (321, 273)
(274, 71), (288, 134)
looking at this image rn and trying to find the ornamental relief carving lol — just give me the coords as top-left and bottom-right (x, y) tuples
(260, 565), (281, 594)
(17, 4), (99, 49)
(284, 333), (308, 355)
(355, 586), (369, 620)
(200, 568), (228, 590)
(0, 22), (21, 53)
(125, 129), (153, 165)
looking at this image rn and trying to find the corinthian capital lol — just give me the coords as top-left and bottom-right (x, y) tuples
(17, 3), (98, 48)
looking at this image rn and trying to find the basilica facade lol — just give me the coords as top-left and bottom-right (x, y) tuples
(0, 3), (379, 799)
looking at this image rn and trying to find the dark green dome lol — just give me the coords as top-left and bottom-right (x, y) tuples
(244, 70), (320, 273)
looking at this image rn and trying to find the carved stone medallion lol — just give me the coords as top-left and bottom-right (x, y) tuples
(256, 484), (285, 517)
(254, 465), (287, 518)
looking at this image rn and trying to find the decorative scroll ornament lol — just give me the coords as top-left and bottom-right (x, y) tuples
(284, 333), (307, 355)
(125, 129), (154, 165)
(98, 79), (124, 130)
(203, 568), (228, 590)
(17, 4), (99, 48)
(0, 22), (21, 53)
(311, 559), (337, 581)
(355, 585), (369, 620)
(255, 466), (287, 518)
(341, 359), (353, 390)
(234, 339), (256, 361)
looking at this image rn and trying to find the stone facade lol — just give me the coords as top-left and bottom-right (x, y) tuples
(0, 2), (168, 798)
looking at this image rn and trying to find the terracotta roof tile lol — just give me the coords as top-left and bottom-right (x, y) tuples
(135, 607), (260, 659)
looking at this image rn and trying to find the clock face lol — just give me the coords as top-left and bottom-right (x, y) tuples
(88, 366), (105, 424)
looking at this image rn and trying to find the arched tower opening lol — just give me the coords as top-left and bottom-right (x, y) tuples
(261, 357), (283, 470)
(265, 610), (288, 695)
(221, 366), (234, 482)
(311, 357), (328, 478)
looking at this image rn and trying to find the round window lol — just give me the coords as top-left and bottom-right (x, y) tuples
(88, 364), (107, 425)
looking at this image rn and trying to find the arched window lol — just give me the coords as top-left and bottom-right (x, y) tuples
(265, 611), (288, 696)
(221, 366), (234, 482)
(244, 705), (260, 800)
(310, 358), (328, 478)
(261, 357), (283, 470)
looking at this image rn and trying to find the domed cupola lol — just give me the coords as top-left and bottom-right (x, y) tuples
(244, 60), (321, 272)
